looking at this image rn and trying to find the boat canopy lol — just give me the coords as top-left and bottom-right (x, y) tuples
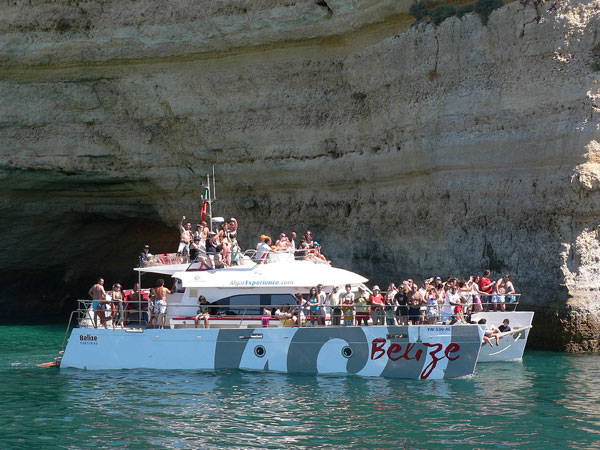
(174, 260), (368, 289)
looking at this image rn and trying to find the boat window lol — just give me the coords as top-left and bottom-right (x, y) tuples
(212, 294), (296, 316)
(270, 294), (296, 306)
(214, 295), (261, 315)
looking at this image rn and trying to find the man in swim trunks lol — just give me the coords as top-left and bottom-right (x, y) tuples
(178, 216), (193, 256)
(495, 274), (516, 312)
(155, 279), (172, 329)
(88, 278), (107, 328)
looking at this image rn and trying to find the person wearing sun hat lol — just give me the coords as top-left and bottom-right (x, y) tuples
(370, 285), (385, 325)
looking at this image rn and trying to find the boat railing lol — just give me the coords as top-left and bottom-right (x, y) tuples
(243, 248), (327, 264)
(75, 299), (149, 328)
(71, 293), (524, 331)
(140, 252), (189, 267)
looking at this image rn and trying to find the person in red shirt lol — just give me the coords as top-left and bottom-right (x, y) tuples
(369, 286), (385, 325)
(478, 269), (494, 311)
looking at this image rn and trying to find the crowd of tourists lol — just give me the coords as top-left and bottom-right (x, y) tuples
(258, 270), (517, 328)
(137, 216), (329, 269)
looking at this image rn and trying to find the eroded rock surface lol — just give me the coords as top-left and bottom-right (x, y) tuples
(1, 0), (599, 350)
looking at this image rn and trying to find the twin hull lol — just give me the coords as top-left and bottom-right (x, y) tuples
(61, 325), (482, 379)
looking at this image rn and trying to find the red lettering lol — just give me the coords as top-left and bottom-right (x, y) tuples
(387, 343), (402, 361)
(371, 338), (386, 360)
(445, 343), (460, 361)
(414, 349), (423, 360)
(420, 343), (444, 380)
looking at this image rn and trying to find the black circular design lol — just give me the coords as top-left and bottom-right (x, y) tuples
(254, 345), (266, 358)
(341, 346), (353, 358)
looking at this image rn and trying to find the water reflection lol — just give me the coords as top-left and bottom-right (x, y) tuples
(2, 327), (600, 449)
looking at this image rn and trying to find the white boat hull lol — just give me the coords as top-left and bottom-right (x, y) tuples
(471, 312), (534, 362)
(61, 325), (483, 379)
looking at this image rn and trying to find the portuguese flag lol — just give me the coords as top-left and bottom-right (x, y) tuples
(200, 187), (209, 221)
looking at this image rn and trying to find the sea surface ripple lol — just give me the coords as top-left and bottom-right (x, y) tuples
(1, 324), (599, 449)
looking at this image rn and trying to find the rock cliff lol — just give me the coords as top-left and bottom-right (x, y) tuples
(1, 0), (599, 351)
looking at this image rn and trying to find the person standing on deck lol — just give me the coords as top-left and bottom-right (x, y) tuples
(369, 286), (385, 325)
(478, 269), (494, 311)
(355, 287), (370, 326)
(155, 279), (172, 330)
(329, 286), (342, 326)
(317, 284), (328, 325)
(340, 284), (355, 326)
(178, 216), (193, 256)
(129, 282), (146, 324)
(495, 274), (516, 312)
(109, 283), (125, 329)
(88, 278), (107, 329)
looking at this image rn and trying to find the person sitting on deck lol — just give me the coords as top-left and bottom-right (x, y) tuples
(140, 245), (153, 266)
(189, 238), (202, 262)
(261, 308), (272, 328)
(195, 295), (210, 329)
(275, 305), (295, 327)
(498, 318), (511, 333)
(89, 277), (107, 329)
(478, 318), (501, 347)
(303, 230), (314, 247)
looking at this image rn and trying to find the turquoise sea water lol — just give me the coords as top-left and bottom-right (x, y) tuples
(1, 324), (600, 449)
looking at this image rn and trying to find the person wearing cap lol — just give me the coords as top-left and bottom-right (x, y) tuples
(256, 235), (271, 262)
(370, 285), (385, 325)
(140, 245), (153, 266)
(328, 286), (342, 326)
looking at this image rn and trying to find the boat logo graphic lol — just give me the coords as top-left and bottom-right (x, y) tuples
(228, 280), (294, 287)
(79, 334), (98, 345)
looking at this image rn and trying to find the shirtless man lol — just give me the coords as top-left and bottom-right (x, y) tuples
(178, 216), (193, 255)
(88, 278), (107, 328)
(155, 279), (172, 329)
(495, 274), (516, 312)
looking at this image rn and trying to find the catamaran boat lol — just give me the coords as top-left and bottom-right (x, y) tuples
(59, 252), (485, 379)
(58, 173), (486, 379)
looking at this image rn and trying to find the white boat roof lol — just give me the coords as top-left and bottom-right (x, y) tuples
(174, 260), (368, 289)
(135, 264), (190, 276)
